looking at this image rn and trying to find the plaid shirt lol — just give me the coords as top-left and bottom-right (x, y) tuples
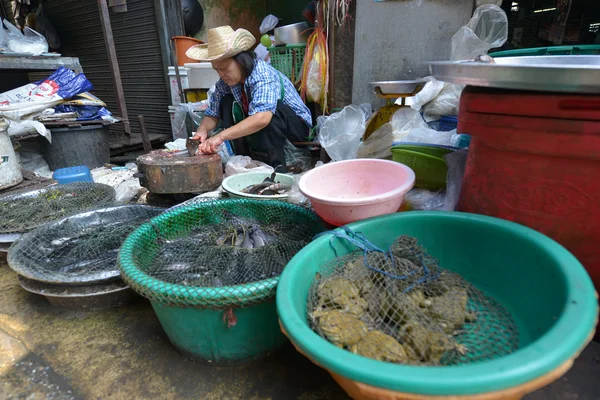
(205, 59), (312, 128)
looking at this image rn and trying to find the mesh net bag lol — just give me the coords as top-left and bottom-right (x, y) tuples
(306, 227), (519, 366)
(0, 183), (116, 234)
(118, 199), (325, 308)
(7, 205), (165, 285)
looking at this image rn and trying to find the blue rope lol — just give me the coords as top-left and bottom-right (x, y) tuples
(313, 227), (440, 291)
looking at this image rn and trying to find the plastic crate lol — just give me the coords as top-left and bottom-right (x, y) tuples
(489, 45), (600, 58)
(268, 44), (306, 84)
(439, 116), (458, 131)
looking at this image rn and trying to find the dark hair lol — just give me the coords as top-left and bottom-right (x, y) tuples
(233, 51), (257, 79)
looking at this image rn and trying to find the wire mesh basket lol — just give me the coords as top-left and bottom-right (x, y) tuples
(268, 44), (306, 85)
(8, 205), (165, 285)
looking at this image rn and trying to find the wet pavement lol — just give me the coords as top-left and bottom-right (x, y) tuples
(1, 262), (599, 399)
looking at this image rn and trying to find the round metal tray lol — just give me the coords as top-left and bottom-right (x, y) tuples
(428, 55), (600, 93)
(18, 275), (136, 311)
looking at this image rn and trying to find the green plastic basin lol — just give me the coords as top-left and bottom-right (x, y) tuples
(118, 199), (325, 364)
(222, 172), (295, 201)
(151, 298), (287, 364)
(277, 212), (598, 396)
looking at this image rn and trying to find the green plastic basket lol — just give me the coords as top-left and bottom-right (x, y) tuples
(268, 44), (306, 84)
(391, 147), (449, 191)
(277, 212), (598, 396)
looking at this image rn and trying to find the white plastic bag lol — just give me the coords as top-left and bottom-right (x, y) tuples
(410, 78), (445, 113)
(3, 20), (48, 55)
(403, 128), (457, 146)
(224, 155), (274, 177)
(451, 5), (508, 61)
(318, 104), (369, 162)
(260, 15), (279, 34)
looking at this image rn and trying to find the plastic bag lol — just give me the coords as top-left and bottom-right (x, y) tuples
(318, 104), (369, 162)
(410, 78), (445, 113)
(260, 14), (279, 34)
(422, 82), (464, 120)
(174, 101), (208, 139)
(357, 122), (394, 159)
(403, 128), (457, 146)
(3, 19), (48, 55)
(405, 188), (446, 211)
(306, 46), (323, 103)
(284, 139), (312, 171)
(443, 148), (468, 211)
(287, 161), (325, 207)
(451, 5), (508, 61)
(224, 155), (274, 177)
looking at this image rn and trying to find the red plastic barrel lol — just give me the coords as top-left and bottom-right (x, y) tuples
(457, 86), (600, 290)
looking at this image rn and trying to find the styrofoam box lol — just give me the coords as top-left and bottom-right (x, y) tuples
(184, 63), (220, 89)
(168, 66), (189, 106)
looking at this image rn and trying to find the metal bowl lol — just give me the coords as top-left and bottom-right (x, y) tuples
(274, 22), (312, 45)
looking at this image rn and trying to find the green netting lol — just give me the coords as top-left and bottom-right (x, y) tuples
(269, 45), (306, 85)
(118, 199), (325, 308)
(0, 182), (116, 234)
(306, 230), (519, 366)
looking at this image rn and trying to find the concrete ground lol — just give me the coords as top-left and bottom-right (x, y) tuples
(1, 262), (599, 400)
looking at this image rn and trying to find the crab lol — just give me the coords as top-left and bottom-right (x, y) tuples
(313, 309), (368, 348)
(316, 277), (368, 318)
(350, 330), (408, 363)
(427, 287), (477, 333)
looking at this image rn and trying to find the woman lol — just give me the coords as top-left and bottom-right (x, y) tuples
(186, 26), (312, 171)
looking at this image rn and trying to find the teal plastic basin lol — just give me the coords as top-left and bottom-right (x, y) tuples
(118, 199), (325, 364)
(277, 212), (598, 396)
(151, 298), (287, 364)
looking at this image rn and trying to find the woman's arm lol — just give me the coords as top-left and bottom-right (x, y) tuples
(198, 111), (273, 154)
(193, 115), (218, 142)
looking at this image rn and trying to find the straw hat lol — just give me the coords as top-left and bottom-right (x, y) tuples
(186, 26), (256, 62)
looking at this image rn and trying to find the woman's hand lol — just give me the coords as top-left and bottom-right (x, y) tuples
(193, 128), (209, 143)
(198, 134), (224, 154)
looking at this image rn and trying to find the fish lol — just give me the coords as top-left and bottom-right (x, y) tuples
(241, 182), (272, 194)
(251, 231), (265, 247)
(258, 183), (291, 196)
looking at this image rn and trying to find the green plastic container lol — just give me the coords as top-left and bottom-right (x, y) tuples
(489, 45), (600, 58)
(268, 44), (306, 84)
(277, 212), (598, 397)
(391, 147), (448, 191)
(118, 199), (325, 364)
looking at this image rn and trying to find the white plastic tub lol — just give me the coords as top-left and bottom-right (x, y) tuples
(184, 63), (220, 89)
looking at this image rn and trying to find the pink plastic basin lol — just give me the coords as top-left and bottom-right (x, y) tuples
(299, 159), (415, 226)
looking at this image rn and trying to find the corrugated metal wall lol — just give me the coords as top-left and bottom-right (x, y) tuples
(43, 0), (170, 144)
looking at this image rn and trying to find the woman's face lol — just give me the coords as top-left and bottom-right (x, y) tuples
(212, 58), (243, 87)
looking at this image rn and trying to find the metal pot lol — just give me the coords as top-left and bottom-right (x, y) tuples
(274, 22), (312, 45)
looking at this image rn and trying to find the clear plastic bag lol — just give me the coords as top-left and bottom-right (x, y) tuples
(284, 139), (312, 171)
(318, 104), (370, 162)
(451, 5), (508, 61)
(403, 128), (457, 146)
(443, 148), (469, 211)
(3, 19), (48, 55)
(224, 155), (274, 177)
(405, 188), (446, 211)
(306, 46), (323, 103)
